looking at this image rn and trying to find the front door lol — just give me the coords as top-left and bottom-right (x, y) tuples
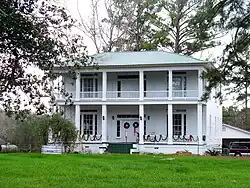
(116, 115), (139, 143)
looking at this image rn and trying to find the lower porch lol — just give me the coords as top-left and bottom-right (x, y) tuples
(63, 104), (209, 152)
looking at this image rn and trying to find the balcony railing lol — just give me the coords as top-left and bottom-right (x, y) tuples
(80, 92), (102, 99)
(172, 90), (198, 98)
(144, 91), (169, 98)
(55, 90), (199, 101)
(106, 91), (139, 99)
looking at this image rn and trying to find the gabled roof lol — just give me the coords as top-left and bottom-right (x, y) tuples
(223, 124), (250, 135)
(91, 51), (209, 66)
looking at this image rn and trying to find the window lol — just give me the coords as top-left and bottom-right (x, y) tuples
(117, 120), (121, 137)
(81, 113), (98, 135)
(117, 80), (121, 97)
(95, 114), (97, 135)
(173, 114), (182, 135)
(167, 73), (187, 97)
(81, 77), (98, 98)
(184, 114), (186, 135)
(172, 113), (187, 136)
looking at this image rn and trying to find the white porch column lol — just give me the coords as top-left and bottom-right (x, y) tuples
(75, 105), (80, 131)
(75, 72), (80, 100)
(168, 70), (172, 99)
(102, 104), (107, 143)
(198, 69), (203, 99)
(167, 104), (173, 144)
(139, 70), (144, 101)
(139, 104), (144, 144)
(102, 71), (107, 100)
(197, 103), (203, 143)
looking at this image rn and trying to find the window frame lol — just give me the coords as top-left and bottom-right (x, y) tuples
(80, 111), (98, 135)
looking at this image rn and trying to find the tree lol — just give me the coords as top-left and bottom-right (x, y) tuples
(222, 106), (239, 126)
(0, 0), (88, 117)
(203, 0), (250, 129)
(78, 0), (159, 52)
(50, 113), (77, 152)
(13, 113), (77, 152)
(0, 111), (16, 144)
(147, 0), (224, 55)
(80, 0), (223, 53)
(223, 106), (250, 131)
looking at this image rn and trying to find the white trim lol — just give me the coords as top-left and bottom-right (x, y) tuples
(56, 100), (205, 106)
(168, 70), (172, 100)
(102, 71), (107, 101)
(198, 69), (203, 99)
(54, 66), (204, 74)
(223, 124), (250, 135)
(75, 72), (80, 100)
(197, 103), (203, 143)
(139, 71), (144, 101)
(75, 105), (80, 131)
(139, 104), (144, 144)
(102, 105), (107, 142)
(167, 104), (173, 144)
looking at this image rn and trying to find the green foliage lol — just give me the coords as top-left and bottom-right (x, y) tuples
(205, 149), (221, 156)
(202, 0), (250, 129)
(223, 106), (250, 130)
(1, 154), (250, 188)
(0, 111), (16, 144)
(0, 0), (88, 116)
(90, 0), (222, 54)
(150, 0), (222, 55)
(13, 113), (77, 152)
(50, 113), (77, 152)
(14, 115), (50, 151)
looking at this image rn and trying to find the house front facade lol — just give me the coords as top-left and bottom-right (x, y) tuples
(54, 51), (222, 154)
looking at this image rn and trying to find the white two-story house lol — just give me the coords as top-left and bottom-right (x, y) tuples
(54, 51), (222, 154)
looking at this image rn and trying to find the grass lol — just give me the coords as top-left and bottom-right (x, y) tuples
(0, 154), (249, 188)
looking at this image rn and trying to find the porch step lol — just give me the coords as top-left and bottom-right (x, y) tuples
(107, 143), (134, 154)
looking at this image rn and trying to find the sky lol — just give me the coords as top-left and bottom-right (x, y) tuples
(57, 0), (235, 107)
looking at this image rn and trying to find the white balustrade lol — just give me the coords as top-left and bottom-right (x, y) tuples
(106, 91), (140, 99)
(55, 90), (198, 100)
(80, 91), (102, 99)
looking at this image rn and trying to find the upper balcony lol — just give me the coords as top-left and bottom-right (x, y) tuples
(55, 70), (205, 103)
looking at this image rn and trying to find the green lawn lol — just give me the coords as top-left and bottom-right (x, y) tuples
(0, 154), (249, 188)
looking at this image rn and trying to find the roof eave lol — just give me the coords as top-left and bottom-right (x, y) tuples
(53, 61), (210, 72)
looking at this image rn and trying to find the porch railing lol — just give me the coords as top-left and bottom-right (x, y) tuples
(143, 134), (199, 143)
(78, 134), (103, 142)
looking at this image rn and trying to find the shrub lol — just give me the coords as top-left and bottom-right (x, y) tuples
(12, 113), (77, 153)
(205, 149), (221, 156)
